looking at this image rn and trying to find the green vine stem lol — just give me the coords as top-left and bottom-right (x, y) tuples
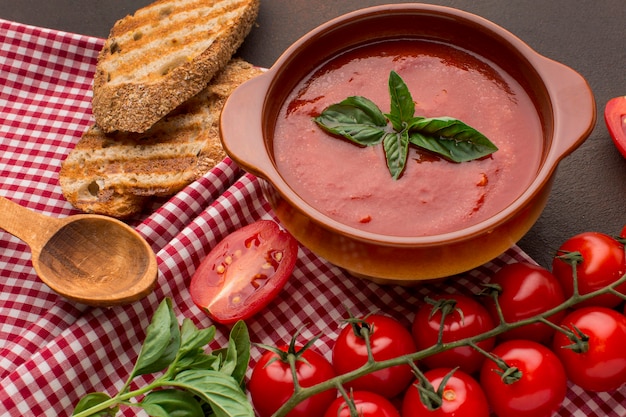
(271, 264), (626, 417)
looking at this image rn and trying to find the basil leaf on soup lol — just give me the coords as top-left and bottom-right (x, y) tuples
(383, 131), (410, 180)
(386, 70), (415, 130)
(314, 70), (499, 179)
(408, 116), (498, 162)
(314, 96), (387, 146)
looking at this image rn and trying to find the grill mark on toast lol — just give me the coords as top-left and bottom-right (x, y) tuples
(104, 5), (247, 84)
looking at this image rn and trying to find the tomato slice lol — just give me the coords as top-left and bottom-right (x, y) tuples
(605, 95), (626, 158)
(190, 220), (298, 324)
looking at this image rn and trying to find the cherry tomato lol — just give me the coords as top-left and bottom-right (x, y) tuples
(323, 391), (400, 417)
(249, 344), (336, 417)
(332, 314), (416, 398)
(552, 307), (626, 392)
(605, 95), (626, 158)
(485, 262), (566, 343)
(402, 368), (489, 417)
(551, 231), (626, 308)
(412, 294), (495, 374)
(480, 340), (567, 417)
(190, 220), (298, 323)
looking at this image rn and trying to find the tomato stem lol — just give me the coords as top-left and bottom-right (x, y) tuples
(559, 324), (590, 354)
(346, 317), (377, 364)
(335, 385), (362, 417)
(407, 361), (442, 411)
(555, 250), (583, 298)
(481, 283), (508, 326)
(425, 296), (462, 346)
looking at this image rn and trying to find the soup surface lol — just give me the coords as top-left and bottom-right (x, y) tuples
(273, 40), (543, 237)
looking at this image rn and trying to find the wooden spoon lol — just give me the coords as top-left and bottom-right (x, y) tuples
(0, 196), (158, 307)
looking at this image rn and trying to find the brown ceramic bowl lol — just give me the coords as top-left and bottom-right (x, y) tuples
(220, 4), (595, 284)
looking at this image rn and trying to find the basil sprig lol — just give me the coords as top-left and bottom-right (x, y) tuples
(72, 298), (253, 417)
(314, 71), (498, 179)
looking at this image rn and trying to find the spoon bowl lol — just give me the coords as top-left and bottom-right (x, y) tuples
(0, 196), (158, 307)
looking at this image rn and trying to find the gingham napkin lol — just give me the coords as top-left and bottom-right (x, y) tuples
(1, 18), (624, 417)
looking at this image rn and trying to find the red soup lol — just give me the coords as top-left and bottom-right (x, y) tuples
(273, 40), (543, 237)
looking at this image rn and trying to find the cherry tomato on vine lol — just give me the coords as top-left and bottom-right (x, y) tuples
(484, 262), (566, 343)
(621, 225), (626, 239)
(552, 306), (626, 392)
(190, 220), (298, 324)
(480, 339), (567, 417)
(605, 95), (626, 159)
(412, 294), (495, 374)
(332, 314), (416, 398)
(551, 231), (626, 308)
(249, 344), (336, 417)
(402, 368), (489, 417)
(323, 391), (400, 417)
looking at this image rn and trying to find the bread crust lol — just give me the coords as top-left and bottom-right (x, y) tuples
(61, 59), (263, 218)
(92, 0), (260, 133)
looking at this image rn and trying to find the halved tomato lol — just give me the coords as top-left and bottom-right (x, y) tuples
(605, 95), (626, 158)
(190, 220), (298, 324)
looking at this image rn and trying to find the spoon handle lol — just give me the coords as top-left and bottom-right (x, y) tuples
(0, 196), (62, 253)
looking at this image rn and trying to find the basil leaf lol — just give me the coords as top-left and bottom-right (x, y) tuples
(174, 319), (219, 372)
(387, 70), (415, 130)
(178, 319), (216, 358)
(131, 299), (181, 378)
(314, 96), (387, 146)
(141, 389), (204, 417)
(339, 96), (388, 126)
(173, 369), (254, 417)
(223, 321), (250, 386)
(383, 131), (409, 180)
(408, 117), (498, 162)
(72, 392), (116, 416)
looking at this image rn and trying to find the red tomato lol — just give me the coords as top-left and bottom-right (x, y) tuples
(402, 368), (489, 417)
(551, 231), (626, 308)
(249, 344), (336, 417)
(332, 314), (416, 398)
(190, 220), (298, 323)
(480, 340), (567, 417)
(552, 307), (626, 392)
(412, 294), (495, 374)
(323, 391), (400, 417)
(605, 95), (626, 158)
(485, 262), (566, 343)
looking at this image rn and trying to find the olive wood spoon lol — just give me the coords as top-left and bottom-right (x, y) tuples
(0, 196), (158, 307)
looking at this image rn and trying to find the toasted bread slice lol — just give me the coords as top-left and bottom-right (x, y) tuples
(60, 59), (263, 218)
(92, 0), (259, 133)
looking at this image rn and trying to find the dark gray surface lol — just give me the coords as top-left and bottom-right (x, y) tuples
(1, 1), (625, 269)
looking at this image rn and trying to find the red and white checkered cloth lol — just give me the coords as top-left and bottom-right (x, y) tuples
(0, 18), (623, 417)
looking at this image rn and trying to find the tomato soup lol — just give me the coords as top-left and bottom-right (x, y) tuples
(273, 40), (543, 237)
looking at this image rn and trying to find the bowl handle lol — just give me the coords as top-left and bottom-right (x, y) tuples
(220, 72), (276, 179)
(540, 56), (597, 160)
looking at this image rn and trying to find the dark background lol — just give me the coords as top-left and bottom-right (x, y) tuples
(1, 0), (625, 269)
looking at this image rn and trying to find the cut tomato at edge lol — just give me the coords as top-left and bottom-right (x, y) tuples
(190, 220), (298, 324)
(605, 95), (626, 158)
